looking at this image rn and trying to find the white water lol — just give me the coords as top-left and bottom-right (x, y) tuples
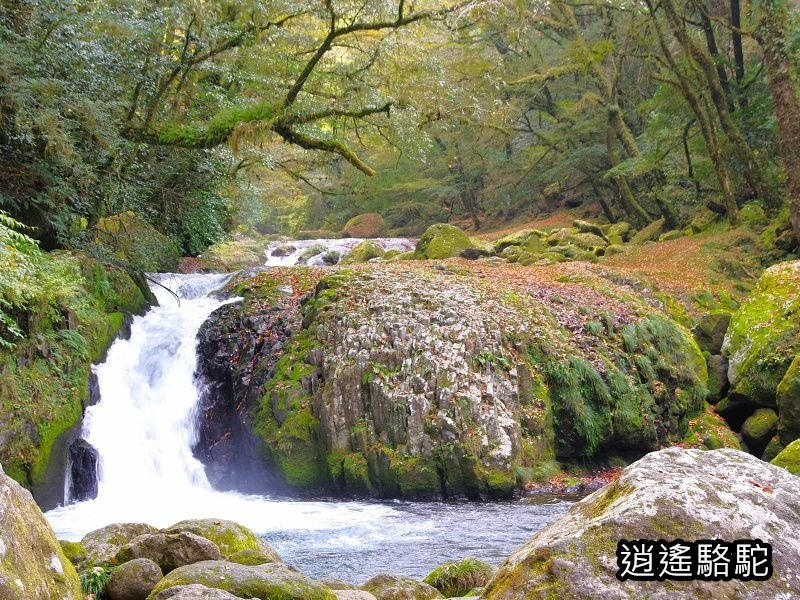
(45, 271), (573, 581)
(265, 237), (415, 267)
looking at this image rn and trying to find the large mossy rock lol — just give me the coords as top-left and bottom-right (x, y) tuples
(95, 211), (181, 272)
(722, 260), (800, 407)
(740, 408), (778, 455)
(207, 262), (710, 500)
(692, 310), (732, 354)
(147, 561), (336, 600)
(340, 240), (386, 265)
(414, 224), (488, 259)
(771, 438), (800, 474)
(423, 558), (493, 597)
(343, 213), (387, 238)
(163, 519), (281, 563)
(483, 447), (800, 599)
(0, 464), (82, 599)
(151, 585), (245, 599)
(361, 574), (443, 600)
(630, 218), (665, 244)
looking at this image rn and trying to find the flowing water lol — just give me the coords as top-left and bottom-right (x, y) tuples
(264, 237), (415, 266)
(45, 270), (575, 582)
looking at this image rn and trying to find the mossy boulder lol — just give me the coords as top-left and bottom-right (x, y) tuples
(705, 353), (729, 403)
(0, 464), (82, 599)
(423, 558), (493, 597)
(741, 408), (779, 455)
(106, 557), (163, 600)
(362, 574), (443, 600)
(546, 229), (607, 251)
(682, 406), (741, 450)
(163, 519), (280, 563)
(493, 229), (543, 253)
(343, 213), (387, 238)
(763, 434), (785, 462)
(692, 310), (732, 354)
(630, 218), (665, 244)
(151, 584), (244, 599)
(95, 211), (181, 272)
(777, 355), (800, 445)
(414, 224), (487, 259)
(147, 561), (336, 600)
(79, 523), (159, 569)
(341, 240), (386, 265)
(483, 447), (800, 599)
(771, 439), (800, 475)
(658, 229), (683, 242)
(722, 260), (800, 407)
(739, 203), (768, 227)
(688, 207), (720, 233)
(572, 219), (607, 239)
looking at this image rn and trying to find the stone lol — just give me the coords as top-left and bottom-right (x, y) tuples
(723, 260), (800, 407)
(151, 584), (248, 599)
(0, 463), (82, 599)
(607, 221), (632, 241)
(705, 354), (729, 403)
(692, 310), (732, 354)
(414, 224), (487, 260)
(67, 438), (99, 502)
(423, 558), (493, 597)
(343, 213), (387, 238)
(741, 408), (779, 456)
(270, 244), (297, 258)
(163, 519), (281, 563)
(484, 447), (800, 599)
(80, 523), (159, 569)
(602, 244), (627, 257)
(114, 532), (222, 573)
(148, 561), (336, 600)
(572, 219), (607, 239)
(340, 240), (386, 265)
(106, 558), (163, 600)
(361, 574), (443, 600)
(763, 434), (784, 462)
(689, 206), (719, 233)
(546, 229), (607, 250)
(630, 218), (665, 244)
(658, 229), (683, 242)
(771, 439), (800, 475)
(777, 355), (800, 445)
(333, 592), (378, 600)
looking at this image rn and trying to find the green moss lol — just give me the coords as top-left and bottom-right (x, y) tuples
(414, 223), (485, 259)
(682, 406), (741, 450)
(340, 240), (385, 264)
(60, 540), (87, 566)
(165, 519), (280, 562)
(423, 558), (493, 597)
(479, 466), (516, 499)
(777, 355), (800, 444)
(391, 455), (441, 498)
(770, 439), (800, 475)
(741, 408), (779, 444)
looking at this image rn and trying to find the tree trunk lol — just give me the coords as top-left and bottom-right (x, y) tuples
(757, 0), (800, 246)
(606, 120), (652, 226)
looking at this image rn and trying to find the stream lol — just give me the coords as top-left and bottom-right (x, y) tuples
(45, 251), (576, 583)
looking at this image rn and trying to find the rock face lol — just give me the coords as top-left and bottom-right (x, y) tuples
(771, 439), (800, 474)
(483, 447), (800, 599)
(147, 561), (336, 600)
(0, 463), (82, 599)
(106, 558), (163, 600)
(67, 438), (99, 501)
(197, 263), (709, 499)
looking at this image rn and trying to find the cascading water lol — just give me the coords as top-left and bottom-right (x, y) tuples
(265, 237), (415, 267)
(45, 270), (575, 581)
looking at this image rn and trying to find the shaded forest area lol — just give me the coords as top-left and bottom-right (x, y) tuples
(2, 0), (799, 247)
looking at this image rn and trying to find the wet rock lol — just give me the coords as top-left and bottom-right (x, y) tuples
(106, 558), (163, 600)
(163, 519), (281, 563)
(151, 584), (249, 599)
(148, 561), (335, 600)
(271, 244), (297, 257)
(484, 447), (800, 599)
(114, 532), (221, 573)
(0, 463), (82, 599)
(362, 574), (443, 600)
(67, 438), (99, 501)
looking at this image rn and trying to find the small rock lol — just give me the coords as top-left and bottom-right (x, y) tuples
(362, 573), (443, 600)
(114, 532), (221, 573)
(106, 558), (163, 600)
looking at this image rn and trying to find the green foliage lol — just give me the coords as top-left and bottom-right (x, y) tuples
(424, 558), (493, 597)
(80, 565), (114, 599)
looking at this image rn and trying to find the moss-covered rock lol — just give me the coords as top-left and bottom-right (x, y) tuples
(80, 523), (159, 569)
(106, 557), (163, 600)
(705, 353), (729, 403)
(147, 561), (336, 600)
(362, 574), (443, 600)
(151, 584), (244, 599)
(606, 221), (632, 242)
(163, 519), (280, 563)
(630, 218), (665, 244)
(777, 355), (800, 445)
(343, 213), (387, 238)
(739, 203), (768, 227)
(546, 229), (607, 251)
(95, 211), (181, 272)
(493, 229), (544, 253)
(688, 207), (719, 233)
(682, 406), (741, 450)
(0, 464), (82, 599)
(114, 532), (222, 573)
(423, 558), (493, 597)
(484, 447), (800, 599)
(771, 439), (800, 475)
(722, 260), (800, 407)
(763, 434), (785, 462)
(692, 310), (732, 354)
(414, 224), (487, 259)
(741, 408), (779, 454)
(341, 240), (386, 265)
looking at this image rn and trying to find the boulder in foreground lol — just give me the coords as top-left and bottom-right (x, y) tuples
(483, 447), (800, 599)
(0, 463), (82, 599)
